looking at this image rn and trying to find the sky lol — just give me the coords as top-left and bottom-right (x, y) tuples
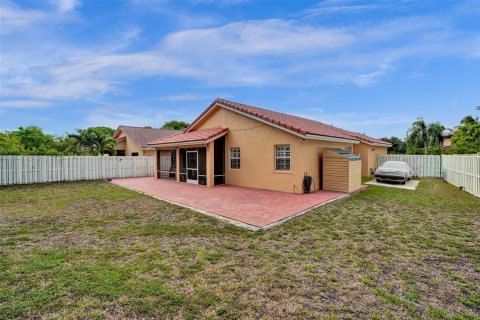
(0, 0), (479, 139)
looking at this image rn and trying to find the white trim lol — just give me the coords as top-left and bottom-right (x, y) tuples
(205, 131), (228, 143)
(361, 141), (392, 147)
(148, 131), (227, 148)
(305, 134), (359, 144)
(148, 140), (206, 148)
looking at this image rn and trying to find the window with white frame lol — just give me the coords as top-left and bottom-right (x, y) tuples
(275, 145), (290, 171)
(230, 147), (240, 169)
(345, 146), (352, 153)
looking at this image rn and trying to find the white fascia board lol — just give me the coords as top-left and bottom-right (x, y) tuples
(362, 141), (392, 147)
(147, 140), (207, 148)
(305, 134), (360, 144)
(205, 131), (228, 143)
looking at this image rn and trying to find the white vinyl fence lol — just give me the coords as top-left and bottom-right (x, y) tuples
(442, 155), (480, 198)
(0, 156), (154, 186)
(377, 154), (441, 177)
(377, 154), (480, 197)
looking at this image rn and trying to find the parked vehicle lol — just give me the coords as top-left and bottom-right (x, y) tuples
(374, 161), (412, 184)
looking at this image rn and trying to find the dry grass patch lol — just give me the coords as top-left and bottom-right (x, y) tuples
(0, 179), (479, 319)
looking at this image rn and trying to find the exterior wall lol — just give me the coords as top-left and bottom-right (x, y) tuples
(194, 107), (353, 193)
(114, 131), (143, 156)
(115, 139), (126, 151)
(143, 150), (155, 157)
(442, 137), (452, 148)
(353, 143), (388, 176)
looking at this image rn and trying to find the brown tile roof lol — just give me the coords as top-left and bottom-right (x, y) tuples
(114, 126), (179, 148)
(187, 98), (390, 146)
(148, 127), (228, 146)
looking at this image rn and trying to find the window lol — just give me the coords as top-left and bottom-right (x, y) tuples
(275, 145), (290, 171)
(230, 147), (240, 169)
(345, 146), (352, 154)
(131, 152), (139, 156)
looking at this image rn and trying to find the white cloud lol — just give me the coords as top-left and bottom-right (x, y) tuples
(0, 100), (54, 109)
(50, 0), (80, 12)
(85, 107), (190, 128)
(295, 109), (413, 138)
(0, 1), (46, 34)
(163, 19), (354, 55)
(303, 2), (380, 17)
(1, 3), (480, 103)
(158, 93), (233, 102)
(353, 62), (395, 87)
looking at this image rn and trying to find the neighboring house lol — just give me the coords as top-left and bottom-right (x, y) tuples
(112, 126), (178, 156)
(441, 128), (456, 150)
(147, 99), (391, 194)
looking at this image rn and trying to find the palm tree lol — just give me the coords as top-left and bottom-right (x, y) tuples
(406, 118), (428, 154)
(68, 129), (93, 154)
(92, 132), (116, 155)
(427, 122), (445, 153)
(68, 128), (116, 155)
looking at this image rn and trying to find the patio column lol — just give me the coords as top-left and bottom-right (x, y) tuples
(206, 141), (215, 187)
(176, 148), (180, 182)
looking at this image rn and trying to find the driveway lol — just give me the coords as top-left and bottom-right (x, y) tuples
(111, 177), (347, 230)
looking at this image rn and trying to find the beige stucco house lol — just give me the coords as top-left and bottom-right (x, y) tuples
(441, 128), (455, 150)
(147, 99), (390, 194)
(113, 126), (178, 156)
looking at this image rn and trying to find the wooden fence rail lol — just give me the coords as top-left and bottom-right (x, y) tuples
(377, 154), (480, 197)
(0, 156), (154, 185)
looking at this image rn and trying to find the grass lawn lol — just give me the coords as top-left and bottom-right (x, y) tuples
(0, 179), (479, 319)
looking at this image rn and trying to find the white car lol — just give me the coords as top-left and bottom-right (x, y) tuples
(374, 161), (413, 184)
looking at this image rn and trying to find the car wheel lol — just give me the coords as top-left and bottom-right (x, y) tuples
(401, 179), (406, 185)
(376, 179), (381, 182)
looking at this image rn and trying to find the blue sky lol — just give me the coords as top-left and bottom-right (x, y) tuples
(1, 0), (479, 139)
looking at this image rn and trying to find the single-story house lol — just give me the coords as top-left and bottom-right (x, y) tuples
(147, 99), (391, 194)
(441, 128), (456, 150)
(113, 125), (178, 156)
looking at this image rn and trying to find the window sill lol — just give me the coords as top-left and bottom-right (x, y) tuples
(273, 170), (291, 174)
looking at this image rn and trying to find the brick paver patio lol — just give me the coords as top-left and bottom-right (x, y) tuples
(111, 177), (346, 230)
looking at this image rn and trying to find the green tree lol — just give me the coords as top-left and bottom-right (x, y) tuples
(0, 132), (25, 155)
(460, 115), (478, 126)
(89, 126), (115, 136)
(161, 120), (189, 130)
(452, 118), (480, 154)
(406, 118), (428, 154)
(11, 126), (56, 151)
(69, 127), (116, 155)
(381, 136), (406, 154)
(427, 122), (445, 154)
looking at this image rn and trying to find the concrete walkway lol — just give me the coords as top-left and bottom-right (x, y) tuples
(365, 179), (420, 190)
(111, 177), (347, 231)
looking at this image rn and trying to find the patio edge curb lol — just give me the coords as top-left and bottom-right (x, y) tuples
(257, 193), (350, 231)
